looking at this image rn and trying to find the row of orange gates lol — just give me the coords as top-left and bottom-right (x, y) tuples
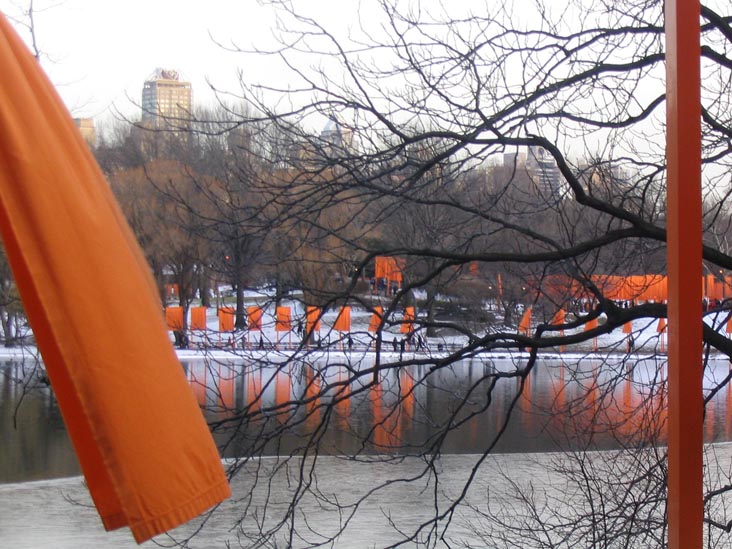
(539, 273), (732, 303)
(164, 305), (417, 336)
(518, 307), (732, 353)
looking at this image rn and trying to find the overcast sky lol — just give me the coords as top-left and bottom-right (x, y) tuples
(0, 0), (286, 122)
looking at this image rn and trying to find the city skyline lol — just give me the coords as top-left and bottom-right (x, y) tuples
(0, 0), (279, 121)
(0, 1), (410, 126)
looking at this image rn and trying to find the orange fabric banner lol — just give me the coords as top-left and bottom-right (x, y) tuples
(0, 14), (229, 543)
(401, 306), (415, 334)
(276, 306), (291, 332)
(306, 306), (321, 333)
(218, 307), (235, 332)
(374, 256), (386, 279)
(518, 308), (532, 335)
(584, 317), (599, 331)
(727, 316), (732, 335)
(247, 306), (263, 331)
(550, 309), (565, 325)
(374, 256), (403, 283)
(706, 273), (716, 299)
(623, 321), (632, 334)
(368, 306), (384, 332)
(658, 318), (668, 333)
(165, 306), (184, 331)
(333, 306), (351, 331)
(190, 306), (207, 331)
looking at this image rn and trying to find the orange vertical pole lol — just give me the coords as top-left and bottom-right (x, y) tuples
(666, 1), (703, 547)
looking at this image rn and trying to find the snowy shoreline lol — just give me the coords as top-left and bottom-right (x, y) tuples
(4, 445), (732, 548)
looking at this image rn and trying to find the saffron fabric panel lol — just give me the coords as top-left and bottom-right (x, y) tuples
(165, 306), (184, 330)
(306, 305), (321, 333)
(247, 305), (263, 331)
(400, 306), (414, 334)
(0, 14), (230, 543)
(275, 306), (291, 331)
(218, 307), (235, 332)
(518, 308), (532, 335)
(333, 305), (351, 332)
(368, 306), (383, 332)
(190, 306), (208, 331)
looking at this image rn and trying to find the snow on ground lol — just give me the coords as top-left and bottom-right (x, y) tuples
(4, 444), (732, 548)
(4, 299), (731, 362)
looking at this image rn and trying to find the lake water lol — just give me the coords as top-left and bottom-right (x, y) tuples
(3, 352), (732, 547)
(3, 352), (732, 483)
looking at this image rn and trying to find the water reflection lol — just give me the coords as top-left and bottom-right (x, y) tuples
(0, 360), (79, 482)
(3, 355), (732, 482)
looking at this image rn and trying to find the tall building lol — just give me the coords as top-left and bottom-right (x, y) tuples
(526, 146), (563, 202)
(141, 68), (192, 131)
(503, 146), (563, 203)
(73, 118), (96, 147)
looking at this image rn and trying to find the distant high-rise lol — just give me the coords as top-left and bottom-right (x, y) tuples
(500, 146), (564, 204)
(141, 68), (192, 130)
(526, 146), (562, 201)
(73, 118), (96, 147)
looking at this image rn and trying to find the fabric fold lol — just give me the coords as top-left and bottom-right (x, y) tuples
(0, 13), (230, 543)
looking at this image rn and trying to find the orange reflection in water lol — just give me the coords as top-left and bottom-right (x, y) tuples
(274, 367), (291, 422)
(614, 372), (637, 439)
(518, 368), (535, 435)
(304, 366), (321, 431)
(217, 363), (235, 416)
(190, 363), (207, 407)
(246, 367), (262, 412)
(371, 379), (399, 450)
(334, 367), (351, 430)
(553, 362), (566, 412)
(400, 369), (415, 421)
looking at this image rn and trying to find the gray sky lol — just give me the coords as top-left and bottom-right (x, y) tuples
(0, 0), (282, 121)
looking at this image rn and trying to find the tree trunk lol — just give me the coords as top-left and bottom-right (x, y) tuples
(235, 283), (246, 329)
(426, 285), (438, 337)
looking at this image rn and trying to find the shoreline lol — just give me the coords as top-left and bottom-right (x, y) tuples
(3, 340), (730, 365)
(3, 446), (732, 548)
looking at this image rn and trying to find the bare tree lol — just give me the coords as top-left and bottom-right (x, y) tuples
(8, 0), (732, 547)
(172, 0), (732, 547)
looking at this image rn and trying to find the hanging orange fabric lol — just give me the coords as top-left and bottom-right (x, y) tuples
(623, 321), (633, 334)
(584, 316), (599, 351)
(218, 306), (235, 332)
(375, 256), (403, 284)
(374, 256), (387, 280)
(400, 306), (415, 334)
(333, 305), (351, 331)
(189, 306), (207, 331)
(705, 273), (715, 299)
(518, 308), (532, 335)
(368, 306), (384, 332)
(0, 14), (229, 543)
(550, 309), (565, 325)
(306, 306), (321, 334)
(247, 305), (263, 331)
(275, 306), (291, 332)
(165, 306), (184, 331)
